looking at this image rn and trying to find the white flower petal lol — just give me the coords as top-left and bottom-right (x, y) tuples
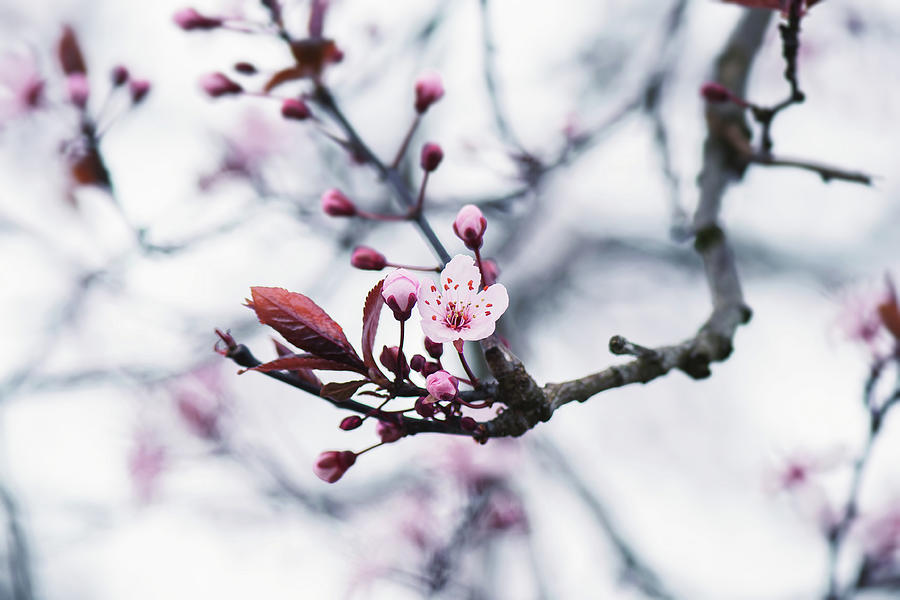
(440, 255), (480, 304)
(420, 316), (458, 342)
(476, 284), (508, 320)
(459, 318), (496, 341)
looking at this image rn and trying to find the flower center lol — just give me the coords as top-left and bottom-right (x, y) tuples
(444, 301), (471, 331)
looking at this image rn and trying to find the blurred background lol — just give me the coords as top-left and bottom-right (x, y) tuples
(2, 0), (900, 598)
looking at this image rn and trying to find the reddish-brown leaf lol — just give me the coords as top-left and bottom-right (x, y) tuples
(69, 147), (111, 188)
(250, 287), (362, 367)
(320, 380), (367, 403)
(272, 338), (321, 388)
(58, 26), (87, 75)
(289, 38), (341, 78)
(263, 67), (304, 93)
(247, 355), (366, 374)
(361, 280), (385, 372)
(879, 301), (900, 340)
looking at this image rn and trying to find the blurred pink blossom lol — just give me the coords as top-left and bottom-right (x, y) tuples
(129, 430), (166, 502)
(0, 50), (45, 125)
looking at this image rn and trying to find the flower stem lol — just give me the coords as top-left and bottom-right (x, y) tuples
(396, 320), (406, 384)
(355, 441), (385, 456)
(385, 262), (441, 273)
(473, 247), (486, 288)
(391, 114), (421, 169)
(456, 343), (479, 387)
(408, 171), (429, 218)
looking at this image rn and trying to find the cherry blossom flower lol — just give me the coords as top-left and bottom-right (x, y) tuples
(129, 429), (167, 502)
(0, 50), (44, 126)
(418, 255), (508, 342)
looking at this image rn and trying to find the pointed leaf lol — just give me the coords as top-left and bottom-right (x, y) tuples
(58, 26), (86, 75)
(272, 337), (321, 387)
(321, 380), (367, 403)
(250, 287), (363, 367)
(247, 355), (366, 374)
(263, 67), (304, 93)
(361, 280), (385, 371)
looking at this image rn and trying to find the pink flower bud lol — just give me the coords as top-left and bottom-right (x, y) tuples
(340, 415), (363, 431)
(234, 62), (257, 74)
(281, 98), (311, 120)
(350, 246), (386, 270)
(424, 336), (443, 359)
(380, 345), (409, 379)
(409, 354), (426, 372)
(481, 258), (500, 286)
(414, 71), (444, 114)
(376, 420), (404, 443)
(321, 188), (356, 217)
(700, 82), (732, 104)
(111, 65), (129, 87)
(452, 204), (487, 250)
(420, 142), (443, 172)
(426, 370), (458, 403)
(174, 7), (223, 30)
(460, 416), (476, 431)
(66, 73), (89, 109)
(129, 79), (151, 104)
(414, 396), (435, 418)
(313, 450), (356, 483)
(200, 72), (242, 98)
(382, 269), (419, 321)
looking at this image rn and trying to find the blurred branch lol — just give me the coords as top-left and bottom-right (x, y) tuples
(825, 366), (900, 600)
(533, 438), (677, 600)
(0, 483), (34, 600)
(478, 0), (523, 152)
(747, 153), (873, 185)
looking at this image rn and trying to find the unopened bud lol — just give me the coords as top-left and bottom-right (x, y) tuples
(414, 71), (444, 114)
(234, 62), (257, 74)
(350, 246), (387, 271)
(376, 420), (404, 443)
(380, 345), (409, 379)
(321, 188), (356, 217)
(200, 72), (242, 98)
(111, 65), (129, 87)
(174, 7), (223, 30)
(313, 450), (356, 483)
(481, 258), (500, 286)
(409, 354), (427, 372)
(420, 142), (443, 172)
(424, 337), (443, 359)
(381, 269), (419, 321)
(129, 79), (151, 104)
(281, 98), (311, 120)
(453, 204), (487, 250)
(415, 396), (436, 418)
(426, 370), (458, 403)
(421, 361), (441, 377)
(66, 73), (89, 109)
(340, 415), (363, 431)
(700, 82), (732, 104)
(460, 416), (477, 431)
